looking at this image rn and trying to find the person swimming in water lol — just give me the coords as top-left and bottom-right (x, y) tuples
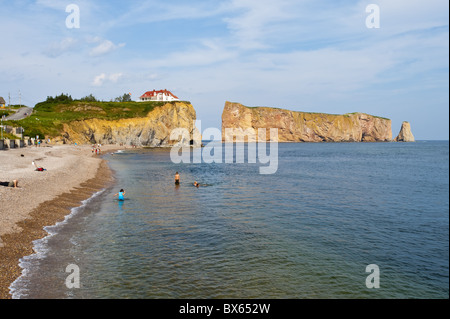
(175, 172), (180, 185)
(193, 181), (211, 188)
(113, 189), (126, 201)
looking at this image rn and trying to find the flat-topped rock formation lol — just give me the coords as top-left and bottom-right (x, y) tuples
(221, 101), (393, 142)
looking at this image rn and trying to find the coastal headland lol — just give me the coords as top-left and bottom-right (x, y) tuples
(6, 100), (199, 147)
(222, 101), (395, 142)
(0, 144), (123, 299)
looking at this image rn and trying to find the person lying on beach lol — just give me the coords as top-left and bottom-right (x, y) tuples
(113, 189), (126, 201)
(32, 161), (46, 171)
(0, 180), (19, 188)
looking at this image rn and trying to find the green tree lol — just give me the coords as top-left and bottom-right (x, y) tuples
(114, 93), (132, 102)
(46, 93), (73, 103)
(80, 94), (98, 102)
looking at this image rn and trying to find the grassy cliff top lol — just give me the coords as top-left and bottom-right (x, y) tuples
(234, 102), (390, 121)
(6, 100), (189, 139)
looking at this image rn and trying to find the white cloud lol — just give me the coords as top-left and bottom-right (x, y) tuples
(222, 0), (296, 50)
(43, 37), (79, 57)
(102, 1), (225, 29)
(35, 0), (67, 10)
(86, 36), (102, 44)
(91, 73), (124, 86)
(109, 73), (123, 83)
(89, 39), (125, 57)
(147, 39), (237, 68)
(92, 73), (106, 86)
(363, 0), (449, 32)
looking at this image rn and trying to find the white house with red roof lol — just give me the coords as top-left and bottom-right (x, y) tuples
(138, 89), (179, 102)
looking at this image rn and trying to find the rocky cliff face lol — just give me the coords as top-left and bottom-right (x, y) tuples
(394, 121), (415, 142)
(60, 101), (200, 146)
(222, 102), (392, 142)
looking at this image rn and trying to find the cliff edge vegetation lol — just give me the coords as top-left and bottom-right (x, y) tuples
(7, 100), (199, 147)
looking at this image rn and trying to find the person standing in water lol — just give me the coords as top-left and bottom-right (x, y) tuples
(113, 189), (126, 201)
(175, 172), (180, 185)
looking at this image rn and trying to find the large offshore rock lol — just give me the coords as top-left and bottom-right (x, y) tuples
(221, 101), (392, 142)
(394, 121), (415, 142)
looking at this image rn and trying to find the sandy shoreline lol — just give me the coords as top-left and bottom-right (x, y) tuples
(0, 144), (123, 299)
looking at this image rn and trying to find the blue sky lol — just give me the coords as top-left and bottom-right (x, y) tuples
(0, 0), (448, 139)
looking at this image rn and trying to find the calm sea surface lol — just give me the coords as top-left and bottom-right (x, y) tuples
(11, 141), (449, 299)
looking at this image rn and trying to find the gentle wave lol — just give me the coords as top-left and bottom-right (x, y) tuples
(9, 189), (106, 299)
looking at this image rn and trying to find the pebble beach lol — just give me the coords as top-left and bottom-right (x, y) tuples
(0, 144), (121, 299)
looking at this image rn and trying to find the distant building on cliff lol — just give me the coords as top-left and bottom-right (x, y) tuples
(0, 97), (5, 108)
(138, 89), (179, 102)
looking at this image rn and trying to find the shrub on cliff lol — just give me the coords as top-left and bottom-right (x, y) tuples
(45, 93), (73, 104)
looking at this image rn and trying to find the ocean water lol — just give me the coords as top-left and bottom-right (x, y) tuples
(10, 141), (449, 299)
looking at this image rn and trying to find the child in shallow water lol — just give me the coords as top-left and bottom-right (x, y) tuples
(113, 189), (126, 201)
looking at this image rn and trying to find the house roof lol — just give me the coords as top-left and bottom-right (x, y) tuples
(0, 97), (5, 104)
(140, 89), (179, 99)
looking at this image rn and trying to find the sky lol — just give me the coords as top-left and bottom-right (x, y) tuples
(0, 0), (448, 140)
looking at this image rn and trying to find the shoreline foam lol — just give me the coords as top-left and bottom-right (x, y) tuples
(0, 144), (120, 299)
(9, 188), (107, 299)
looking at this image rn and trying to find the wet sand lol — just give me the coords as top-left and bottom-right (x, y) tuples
(0, 144), (121, 299)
